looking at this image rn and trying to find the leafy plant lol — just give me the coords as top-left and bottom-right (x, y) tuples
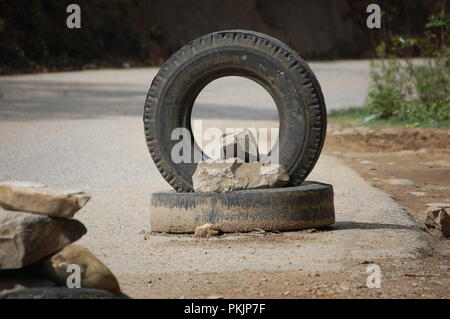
(365, 2), (450, 124)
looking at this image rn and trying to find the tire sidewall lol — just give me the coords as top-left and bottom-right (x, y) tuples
(144, 30), (327, 192)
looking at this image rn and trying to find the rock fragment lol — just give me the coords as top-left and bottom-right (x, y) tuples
(193, 159), (289, 193)
(194, 223), (220, 238)
(37, 245), (120, 293)
(0, 181), (90, 218)
(0, 209), (87, 269)
(424, 206), (450, 237)
(385, 179), (415, 186)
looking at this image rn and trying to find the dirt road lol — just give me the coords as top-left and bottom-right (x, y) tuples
(0, 62), (448, 298)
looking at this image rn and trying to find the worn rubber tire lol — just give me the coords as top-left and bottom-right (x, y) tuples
(144, 30), (327, 192)
(151, 182), (335, 233)
(0, 287), (130, 299)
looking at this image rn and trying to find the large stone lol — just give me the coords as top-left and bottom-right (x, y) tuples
(192, 159), (289, 193)
(0, 209), (87, 269)
(37, 245), (120, 293)
(0, 181), (90, 218)
(424, 206), (450, 237)
(220, 129), (260, 162)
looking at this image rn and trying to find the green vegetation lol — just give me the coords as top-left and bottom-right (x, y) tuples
(364, 2), (449, 125)
(0, 0), (444, 74)
(0, 0), (163, 74)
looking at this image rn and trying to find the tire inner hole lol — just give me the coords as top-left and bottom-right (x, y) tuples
(190, 76), (280, 161)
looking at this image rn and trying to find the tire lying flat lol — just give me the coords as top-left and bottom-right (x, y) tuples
(0, 287), (129, 299)
(144, 30), (327, 192)
(151, 182), (335, 233)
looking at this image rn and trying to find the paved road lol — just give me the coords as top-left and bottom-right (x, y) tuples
(0, 61), (428, 297)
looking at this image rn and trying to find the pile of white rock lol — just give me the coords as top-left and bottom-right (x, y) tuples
(193, 129), (289, 193)
(0, 181), (122, 298)
(191, 129), (290, 237)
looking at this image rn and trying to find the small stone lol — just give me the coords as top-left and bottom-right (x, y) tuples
(331, 131), (343, 136)
(283, 291), (290, 296)
(193, 159), (289, 193)
(0, 209), (87, 269)
(220, 129), (259, 162)
(408, 192), (426, 197)
(253, 228), (266, 234)
(207, 295), (224, 299)
(417, 148), (427, 154)
(385, 178), (414, 186)
(424, 206), (450, 237)
(359, 160), (373, 164)
(0, 181), (90, 218)
(37, 245), (121, 293)
(194, 223), (220, 238)
(426, 203), (450, 209)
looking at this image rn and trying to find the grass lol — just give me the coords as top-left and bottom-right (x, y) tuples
(361, 5), (449, 126)
(328, 107), (450, 128)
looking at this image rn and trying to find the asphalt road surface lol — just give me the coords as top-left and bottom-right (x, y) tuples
(0, 61), (429, 297)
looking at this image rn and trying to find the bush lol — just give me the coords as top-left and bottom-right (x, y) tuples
(365, 5), (450, 124)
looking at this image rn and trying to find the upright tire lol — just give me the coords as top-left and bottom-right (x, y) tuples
(144, 30), (327, 192)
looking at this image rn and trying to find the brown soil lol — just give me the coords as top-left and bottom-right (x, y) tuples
(121, 125), (450, 299)
(317, 124), (450, 298)
(115, 124), (450, 299)
(325, 125), (450, 229)
(122, 255), (450, 299)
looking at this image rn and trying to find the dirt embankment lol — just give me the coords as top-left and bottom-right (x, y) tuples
(325, 124), (450, 242)
(328, 126), (449, 152)
(1, 0), (438, 74)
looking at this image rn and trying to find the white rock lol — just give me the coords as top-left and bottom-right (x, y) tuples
(193, 159), (289, 193)
(0, 181), (90, 218)
(425, 203), (450, 209)
(408, 192), (426, 197)
(425, 206), (450, 237)
(0, 209), (87, 269)
(37, 245), (120, 293)
(417, 148), (427, 154)
(194, 224), (220, 238)
(385, 178), (415, 186)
